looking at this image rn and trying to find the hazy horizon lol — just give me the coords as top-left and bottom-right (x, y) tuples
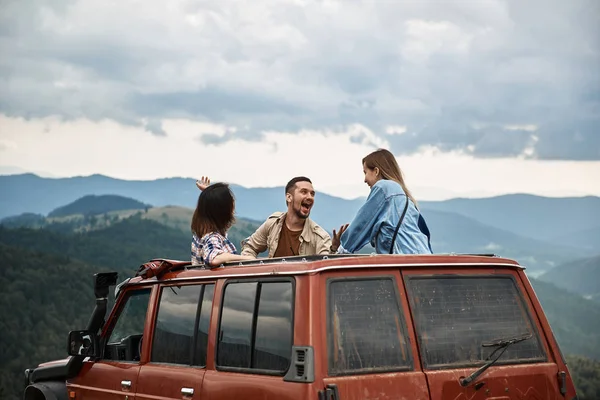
(1, 167), (598, 202)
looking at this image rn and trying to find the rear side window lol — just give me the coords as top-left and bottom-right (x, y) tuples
(407, 276), (545, 368)
(151, 284), (215, 366)
(328, 278), (412, 375)
(217, 280), (293, 374)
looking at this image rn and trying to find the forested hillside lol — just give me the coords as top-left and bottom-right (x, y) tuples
(0, 212), (598, 399)
(0, 244), (98, 399)
(566, 355), (600, 399)
(529, 278), (600, 359)
(539, 255), (600, 302)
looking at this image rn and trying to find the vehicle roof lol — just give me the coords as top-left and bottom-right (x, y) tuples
(128, 253), (523, 285)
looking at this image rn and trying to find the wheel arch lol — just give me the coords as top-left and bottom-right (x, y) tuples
(23, 381), (67, 400)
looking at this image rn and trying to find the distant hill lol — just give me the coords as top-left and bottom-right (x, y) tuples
(48, 194), (150, 217)
(0, 212), (46, 229)
(0, 174), (200, 219)
(0, 216), (190, 275)
(0, 212), (260, 272)
(549, 227), (600, 252)
(530, 278), (600, 360)
(1, 174), (599, 248)
(539, 255), (600, 302)
(424, 209), (592, 273)
(423, 194), (600, 243)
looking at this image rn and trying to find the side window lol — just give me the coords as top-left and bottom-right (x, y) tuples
(328, 278), (412, 375)
(195, 284), (214, 366)
(217, 280), (293, 374)
(104, 288), (151, 362)
(151, 284), (215, 366)
(254, 282), (293, 371)
(218, 282), (256, 368)
(407, 276), (546, 368)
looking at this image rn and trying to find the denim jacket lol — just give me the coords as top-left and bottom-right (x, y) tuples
(339, 179), (433, 254)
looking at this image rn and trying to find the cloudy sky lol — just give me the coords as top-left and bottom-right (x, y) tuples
(0, 0), (598, 200)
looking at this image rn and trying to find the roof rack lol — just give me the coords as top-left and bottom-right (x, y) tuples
(136, 253), (503, 279)
(136, 254), (371, 279)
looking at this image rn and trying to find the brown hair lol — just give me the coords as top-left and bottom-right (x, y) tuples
(284, 176), (312, 206)
(362, 148), (418, 207)
(191, 182), (235, 238)
(285, 176), (312, 194)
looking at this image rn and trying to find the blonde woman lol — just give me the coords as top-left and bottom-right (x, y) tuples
(337, 149), (433, 255)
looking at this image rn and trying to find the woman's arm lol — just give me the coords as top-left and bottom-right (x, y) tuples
(202, 233), (255, 267)
(339, 185), (386, 253)
(209, 252), (255, 267)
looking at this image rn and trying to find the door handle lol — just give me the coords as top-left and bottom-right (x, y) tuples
(181, 387), (194, 396)
(121, 380), (132, 390)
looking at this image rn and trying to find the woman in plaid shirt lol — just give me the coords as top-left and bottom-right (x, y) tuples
(191, 181), (254, 268)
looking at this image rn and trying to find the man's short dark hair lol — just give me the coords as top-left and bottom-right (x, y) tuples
(285, 176), (312, 194)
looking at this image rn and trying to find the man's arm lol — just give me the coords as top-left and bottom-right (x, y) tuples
(240, 220), (270, 257)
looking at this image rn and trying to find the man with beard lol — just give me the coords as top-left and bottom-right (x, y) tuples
(240, 176), (347, 258)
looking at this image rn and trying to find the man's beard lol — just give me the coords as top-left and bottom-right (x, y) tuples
(294, 208), (310, 219)
(292, 201), (311, 219)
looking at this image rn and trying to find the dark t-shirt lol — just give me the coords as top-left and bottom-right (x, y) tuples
(274, 218), (302, 257)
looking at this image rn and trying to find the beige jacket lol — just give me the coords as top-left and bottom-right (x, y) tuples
(240, 212), (333, 258)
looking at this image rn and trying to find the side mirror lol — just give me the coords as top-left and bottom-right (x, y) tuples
(68, 330), (99, 357)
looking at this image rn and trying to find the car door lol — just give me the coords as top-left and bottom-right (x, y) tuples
(67, 286), (154, 400)
(403, 267), (565, 400)
(200, 278), (300, 399)
(320, 269), (430, 400)
(136, 282), (216, 400)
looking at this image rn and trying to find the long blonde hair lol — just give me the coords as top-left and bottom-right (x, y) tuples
(362, 148), (418, 207)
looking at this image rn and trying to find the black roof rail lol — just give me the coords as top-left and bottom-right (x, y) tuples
(444, 253), (499, 257)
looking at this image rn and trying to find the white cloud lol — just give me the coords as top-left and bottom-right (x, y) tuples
(402, 19), (475, 62)
(385, 126), (407, 136)
(520, 134), (539, 158)
(484, 242), (502, 251)
(0, 139), (18, 151)
(505, 124), (538, 132)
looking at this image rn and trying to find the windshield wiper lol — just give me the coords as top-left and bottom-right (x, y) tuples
(460, 333), (533, 387)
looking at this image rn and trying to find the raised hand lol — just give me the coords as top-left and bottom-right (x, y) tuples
(331, 223), (349, 252)
(195, 176), (211, 191)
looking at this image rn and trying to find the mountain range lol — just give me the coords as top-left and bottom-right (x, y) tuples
(2, 173), (598, 275)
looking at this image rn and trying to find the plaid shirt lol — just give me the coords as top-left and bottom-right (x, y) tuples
(191, 232), (237, 266)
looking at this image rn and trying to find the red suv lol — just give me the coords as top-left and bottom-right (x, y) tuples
(24, 253), (578, 400)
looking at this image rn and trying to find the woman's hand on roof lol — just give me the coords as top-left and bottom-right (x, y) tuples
(196, 176), (211, 191)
